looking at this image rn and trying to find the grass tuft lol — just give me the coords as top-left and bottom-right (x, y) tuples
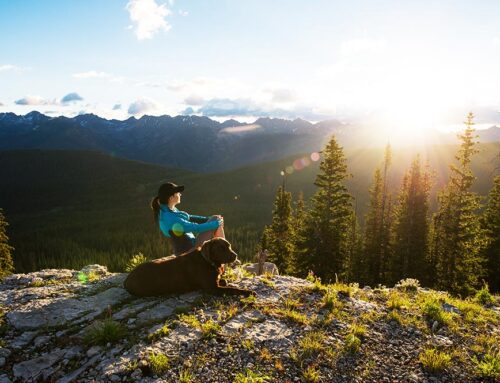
(302, 365), (321, 382)
(125, 252), (148, 272)
(343, 333), (361, 354)
(419, 348), (451, 373)
(472, 350), (500, 379)
(149, 351), (169, 375)
(200, 319), (221, 339)
(84, 318), (127, 345)
(474, 283), (494, 306)
(233, 369), (272, 383)
(395, 278), (420, 292)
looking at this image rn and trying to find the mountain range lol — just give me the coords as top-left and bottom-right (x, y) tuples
(1, 111), (498, 172)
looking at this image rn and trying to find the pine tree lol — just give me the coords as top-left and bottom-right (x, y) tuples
(430, 112), (487, 296)
(264, 186), (294, 273)
(298, 136), (354, 282)
(347, 207), (364, 284)
(0, 208), (15, 279)
(288, 192), (307, 276)
(482, 175), (500, 292)
(363, 144), (393, 285)
(391, 155), (432, 285)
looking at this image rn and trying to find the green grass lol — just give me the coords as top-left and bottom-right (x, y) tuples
(0, 306), (8, 337)
(386, 310), (403, 325)
(84, 318), (127, 346)
(125, 252), (148, 272)
(321, 289), (337, 311)
(179, 369), (195, 383)
(387, 292), (410, 310)
(233, 369), (272, 383)
(421, 298), (453, 326)
(394, 278), (420, 293)
(343, 333), (361, 354)
(474, 284), (494, 306)
(302, 365), (321, 382)
(349, 323), (367, 338)
(419, 348), (451, 373)
(298, 331), (325, 359)
(242, 339), (255, 350)
(473, 350), (500, 379)
(179, 314), (201, 328)
(148, 323), (170, 342)
(200, 319), (221, 340)
(149, 352), (169, 375)
(280, 308), (309, 325)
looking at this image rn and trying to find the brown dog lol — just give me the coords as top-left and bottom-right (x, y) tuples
(123, 238), (254, 297)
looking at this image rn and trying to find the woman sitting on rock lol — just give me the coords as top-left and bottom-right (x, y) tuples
(151, 182), (225, 255)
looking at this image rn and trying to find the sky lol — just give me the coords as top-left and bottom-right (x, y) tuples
(1, 0), (499, 135)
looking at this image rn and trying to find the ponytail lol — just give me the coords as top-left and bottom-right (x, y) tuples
(151, 196), (161, 225)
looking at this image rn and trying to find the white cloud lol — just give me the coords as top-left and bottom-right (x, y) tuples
(179, 9), (188, 16)
(113, 103), (122, 110)
(73, 71), (123, 83)
(184, 95), (205, 106)
(128, 98), (160, 115)
(15, 96), (53, 106)
(0, 64), (25, 73)
(340, 38), (387, 56)
(268, 88), (296, 103)
(0, 102), (4, 106)
(126, 0), (172, 40)
(61, 92), (84, 104)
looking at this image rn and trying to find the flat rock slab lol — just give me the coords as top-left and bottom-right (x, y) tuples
(112, 299), (158, 321)
(147, 324), (202, 354)
(222, 310), (265, 335)
(242, 318), (292, 342)
(7, 287), (131, 330)
(13, 348), (67, 382)
(136, 299), (177, 325)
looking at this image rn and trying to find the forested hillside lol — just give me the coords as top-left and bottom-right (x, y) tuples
(0, 141), (497, 274)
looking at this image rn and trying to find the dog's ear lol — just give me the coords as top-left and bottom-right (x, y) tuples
(201, 239), (212, 260)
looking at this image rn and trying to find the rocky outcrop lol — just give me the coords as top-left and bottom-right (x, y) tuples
(0, 265), (498, 382)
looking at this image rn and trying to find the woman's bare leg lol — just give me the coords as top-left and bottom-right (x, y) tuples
(195, 216), (225, 247)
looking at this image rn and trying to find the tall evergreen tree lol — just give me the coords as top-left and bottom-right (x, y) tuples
(264, 186), (294, 273)
(430, 112), (487, 296)
(297, 136), (354, 282)
(0, 208), (15, 279)
(288, 192), (307, 276)
(364, 144), (393, 285)
(482, 175), (500, 292)
(347, 205), (364, 284)
(390, 155), (432, 284)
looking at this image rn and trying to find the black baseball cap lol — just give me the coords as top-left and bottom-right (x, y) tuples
(158, 182), (184, 200)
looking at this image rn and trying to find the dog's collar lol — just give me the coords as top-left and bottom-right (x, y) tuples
(200, 250), (218, 269)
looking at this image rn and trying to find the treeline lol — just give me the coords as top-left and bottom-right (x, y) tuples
(262, 113), (500, 296)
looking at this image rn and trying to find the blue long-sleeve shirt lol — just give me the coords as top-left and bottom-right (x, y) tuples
(158, 204), (220, 244)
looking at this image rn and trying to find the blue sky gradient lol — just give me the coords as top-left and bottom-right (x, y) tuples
(1, 0), (499, 134)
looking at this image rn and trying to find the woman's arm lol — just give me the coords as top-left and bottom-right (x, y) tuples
(188, 214), (209, 224)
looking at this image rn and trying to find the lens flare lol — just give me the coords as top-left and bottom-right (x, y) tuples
(171, 223), (184, 236)
(77, 272), (88, 284)
(285, 166), (294, 174)
(293, 159), (303, 170)
(311, 152), (320, 162)
(301, 157), (311, 167)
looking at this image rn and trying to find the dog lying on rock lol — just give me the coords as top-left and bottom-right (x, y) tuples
(124, 237), (254, 297)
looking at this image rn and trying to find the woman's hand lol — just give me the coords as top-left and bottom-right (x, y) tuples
(213, 215), (224, 227)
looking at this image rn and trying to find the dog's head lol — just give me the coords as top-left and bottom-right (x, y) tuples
(201, 237), (238, 266)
